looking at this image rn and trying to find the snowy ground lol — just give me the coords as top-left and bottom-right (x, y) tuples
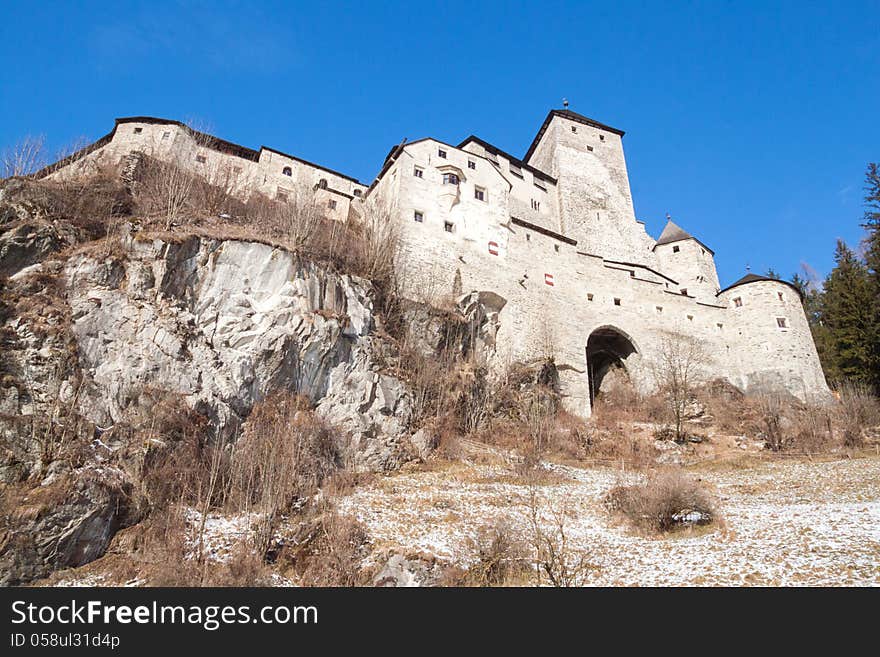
(337, 455), (880, 586)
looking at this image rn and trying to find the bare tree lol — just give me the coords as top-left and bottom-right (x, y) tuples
(651, 331), (708, 443)
(2, 134), (46, 178)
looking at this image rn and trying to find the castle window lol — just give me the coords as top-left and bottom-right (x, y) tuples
(328, 199), (337, 210)
(318, 179), (328, 189)
(587, 293), (594, 301)
(509, 164), (523, 178)
(468, 160), (476, 170)
(474, 186), (486, 202)
(586, 145), (594, 152)
(282, 166), (292, 176)
(276, 189), (288, 202)
(776, 317), (788, 329)
(162, 131), (170, 140)
(599, 134), (605, 141)
(438, 149), (447, 159)
(233, 166), (242, 174)
(733, 297), (743, 307)
(613, 298), (621, 306)
(672, 245), (680, 253)
(353, 189), (362, 197)
(413, 166), (423, 178)
(413, 210), (424, 223)
(442, 172), (460, 185)
(656, 306), (663, 313)
(554, 244), (560, 253)
(701, 248), (707, 256)
(195, 155), (206, 163)
(525, 233), (531, 242)
(687, 314), (694, 321)
(571, 126), (577, 133)
(531, 199), (541, 211)
(444, 221), (454, 233)
(134, 127), (143, 134)
(680, 288), (688, 296)
(777, 292), (784, 301)
(716, 322), (724, 330)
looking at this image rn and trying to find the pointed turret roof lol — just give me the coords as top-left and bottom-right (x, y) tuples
(653, 219), (714, 255)
(718, 272), (803, 299)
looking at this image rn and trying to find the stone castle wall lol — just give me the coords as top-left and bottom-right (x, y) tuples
(44, 114), (831, 415)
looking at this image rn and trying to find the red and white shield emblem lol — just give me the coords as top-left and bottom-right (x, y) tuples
(488, 241), (499, 256)
(544, 273), (554, 286)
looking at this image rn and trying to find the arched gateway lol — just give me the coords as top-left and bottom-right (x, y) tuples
(586, 326), (639, 407)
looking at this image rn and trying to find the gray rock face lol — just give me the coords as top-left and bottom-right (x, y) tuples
(62, 236), (413, 471)
(0, 466), (138, 586)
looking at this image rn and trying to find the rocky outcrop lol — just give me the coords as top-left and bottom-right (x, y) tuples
(59, 235), (414, 471)
(0, 466), (138, 586)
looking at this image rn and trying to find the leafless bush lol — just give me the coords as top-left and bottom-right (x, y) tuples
(2, 135), (46, 179)
(835, 381), (880, 448)
(229, 394), (339, 540)
(283, 501), (371, 586)
(604, 468), (716, 533)
(464, 519), (530, 586)
(525, 486), (594, 586)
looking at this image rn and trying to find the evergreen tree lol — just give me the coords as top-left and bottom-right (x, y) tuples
(765, 267), (781, 280)
(863, 162), (880, 279)
(818, 240), (879, 385)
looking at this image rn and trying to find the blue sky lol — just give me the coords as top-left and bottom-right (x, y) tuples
(1, 1), (877, 286)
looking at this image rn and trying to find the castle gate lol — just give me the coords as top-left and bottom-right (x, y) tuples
(586, 326), (638, 407)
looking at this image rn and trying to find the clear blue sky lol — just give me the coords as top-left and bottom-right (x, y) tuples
(2, 1), (877, 286)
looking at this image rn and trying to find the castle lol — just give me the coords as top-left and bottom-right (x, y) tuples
(44, 109), (831, 416)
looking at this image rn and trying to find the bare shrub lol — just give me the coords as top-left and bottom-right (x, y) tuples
(525, 486), (594, 586)
(134, 154), (199, 229)
(283, 502), (371, 586)
(2, 135), (46, 179)
(835, 381), (880, 449)
(464, 519), (529, 586)
(229, 393), (339, 552)
(604, 468), (716, 533)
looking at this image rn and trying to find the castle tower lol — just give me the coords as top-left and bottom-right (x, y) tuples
(524, 109), (656, 265)
(652, 218), (721, 302)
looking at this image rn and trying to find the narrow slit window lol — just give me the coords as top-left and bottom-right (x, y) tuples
(444, 221), (454, 233)
(733, 297), (743, 307)
(613, 297), (621, 306)
(413, 210), (424, 223)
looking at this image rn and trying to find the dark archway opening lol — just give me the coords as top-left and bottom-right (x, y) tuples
(586, 327), (638, 406)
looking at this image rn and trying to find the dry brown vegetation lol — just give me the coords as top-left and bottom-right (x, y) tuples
(604, 468), (717, 533)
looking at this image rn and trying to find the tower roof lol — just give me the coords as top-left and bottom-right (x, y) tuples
(653, 219), (715, 255)
(524, 109), (625, 162)
(718, 272), (803, 299)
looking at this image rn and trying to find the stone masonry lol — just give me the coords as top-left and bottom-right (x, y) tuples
(42, 109), (831, 416)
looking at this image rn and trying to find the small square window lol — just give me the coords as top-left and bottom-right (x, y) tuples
(716, 322), (724, 330)
(571, 126), (577, 133)
(468, 160), (476, 170)
(413, 211), (424, 223)
(232, 166), (242, 174)
(613, 298), (621, 306)
(687, 314), (694, 321)
(444, 221), (454, 233)
(776, 317), (788, 328)
(733, 297), (743, 307)
(672, 245), (680, 253)
(328, 199), (337, 210)
(599, 134), (605, 142)
(353, 189), (362, 197)
(161, 131), (170, 140)
(656, 306), (663, 313)
(134, 127), (143, 134)
(680, 288), (688, 296)
(438, 149), (447, 159)
(413, 166), (423, 178)
(586, 145), (594, 152)
(587, 293), (594, 301)
(195, 155), (206, 163)
(525, 233), (531, 241)
(474, 186), (486, 202)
